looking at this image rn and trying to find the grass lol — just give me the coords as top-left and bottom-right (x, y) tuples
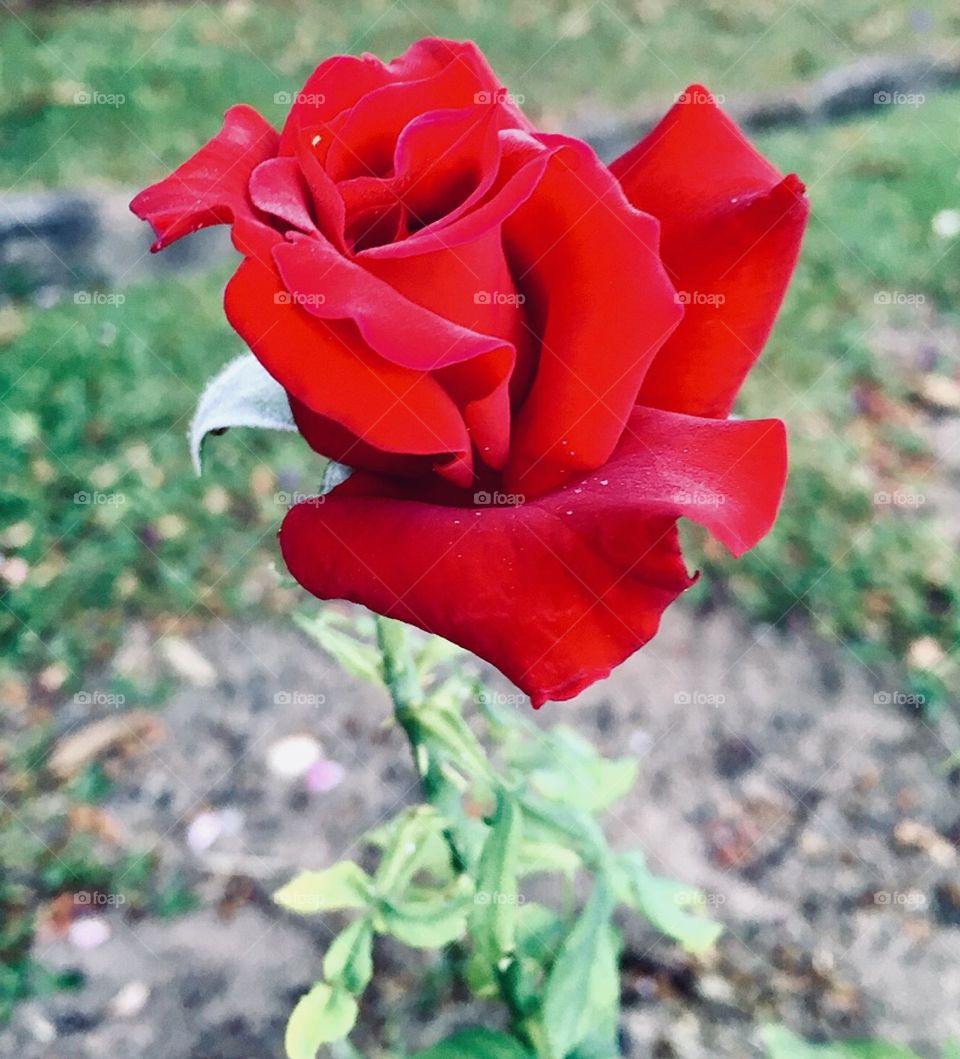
(3, 0), (960, 189)
(0, 266), (313, 693)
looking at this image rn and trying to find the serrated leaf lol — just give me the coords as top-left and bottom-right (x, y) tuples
(412, 1027), (533, 1059)
(520, 794), (609, 869)
(522, 727), (637, 812)
(285, 983), (358, 1058)
(543, 878), (618, 1059)
(189, 352), (296, 473)
(273, 863), (373, 914)
(323, 918), (374, 995)
(417, 701), (494, 780)
(378, 894), (470, 948)
(518, 839), (580, 880)
(616, 851), (723, 954)
(375, 806), (452, 893)
(761, 1025), (922, 1059)
(294, 613), (382, 684)
(472, 792), (523, 964)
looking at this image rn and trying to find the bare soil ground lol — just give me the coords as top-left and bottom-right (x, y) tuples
(4, 598), (960, 1058)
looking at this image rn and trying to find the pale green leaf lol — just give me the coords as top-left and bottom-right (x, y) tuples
(472, 792), (524, 963)
(323, 918), (374, 995)
(285, 983), (358, 1059)
(189, 352), (296, 474)
(375, 805), (452, 893)
(617, 851), (723, 954)
(762, 1025), (922, 1059)
(412, 1027), (533, 1059)
(294, 613), (382, 684)
(543, 878), (618, 1059)
(378, 894), (469, 948)
(273, 863), (373, 914)
(517, 839), (581, 880)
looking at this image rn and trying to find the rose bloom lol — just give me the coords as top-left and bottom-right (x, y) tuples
(132, 39), (807, 707)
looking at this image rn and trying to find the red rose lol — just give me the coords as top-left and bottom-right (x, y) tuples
(131, 39), (807, 707)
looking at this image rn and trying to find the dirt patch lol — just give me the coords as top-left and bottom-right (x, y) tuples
(4, 599), (960, 1058)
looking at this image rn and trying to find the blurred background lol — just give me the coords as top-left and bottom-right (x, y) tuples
(2, 1), (960, 1056)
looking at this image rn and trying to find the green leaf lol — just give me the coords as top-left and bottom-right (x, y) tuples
(499, 902), (568, 1012)
(761, 1025), (922, 1059)
(273, 863), (373, 914)
(520, 794), (609, 870)
(412, 1027), (533, 1059)
(616, 851), (723, 954)
(285, 983), (358, 1058)
(511, 726), (638, 812)
(943, 1043), (960, 1059)
(517, 839), (580, 880)
(323, 918), (374, 995)
(542, 878), (619, 1059)
(294, 612), (382, 684)
(374, 806), (452, 893)
(472, 792), (524, 963)
(416, 700), (494, 780)
(415, 634), (464, 677)
(378, 892), (470, 948)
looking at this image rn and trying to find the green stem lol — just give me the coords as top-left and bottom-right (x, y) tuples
(374, 616), (545, 1056)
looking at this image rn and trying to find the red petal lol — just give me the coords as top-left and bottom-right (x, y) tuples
(249, 157), (317, 233)
(359, 129), (550, 260)
(501, 134), (683, 498)
(129, 105), (279, 258)
(610, 86), (808, 417)
(278, 55), (393, 154)
(362, 226), (532, 470)
(279, 406), (785, 705)
(322, 42), (501, 181)
(223, 256), (472, 480)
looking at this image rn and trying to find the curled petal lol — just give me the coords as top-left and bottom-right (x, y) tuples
(611, 86), (809, 417)
(224, 256), (473, 483)
(279, 406), (786, 705)
(129, 105), (279, 260)
(502, 134), (683, 498)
